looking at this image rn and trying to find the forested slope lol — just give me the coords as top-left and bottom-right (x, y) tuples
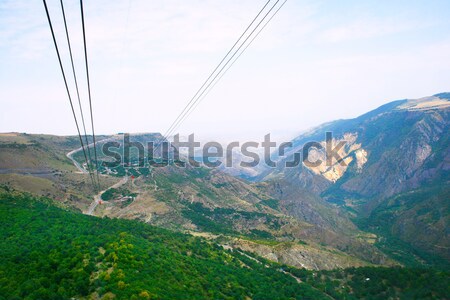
(0, 187), (328, 300)
(0, 187), (448, 300)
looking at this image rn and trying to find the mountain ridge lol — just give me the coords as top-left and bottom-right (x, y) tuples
(253, 93), (449, 266)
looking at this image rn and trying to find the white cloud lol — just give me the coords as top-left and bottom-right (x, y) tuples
(318, 17), (427, 43)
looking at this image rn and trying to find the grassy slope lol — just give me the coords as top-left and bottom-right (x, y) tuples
(0, 133), (120, 210)
(0, 133), (78, 171)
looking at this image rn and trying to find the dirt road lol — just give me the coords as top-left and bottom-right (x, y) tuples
(85, 175), (129, 215)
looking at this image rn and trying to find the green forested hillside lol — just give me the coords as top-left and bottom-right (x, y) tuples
(356, 185), (450, 268)
(0, 187), (328, 300)
(285, 266), (449, 300)
(0, 187), (449, 300)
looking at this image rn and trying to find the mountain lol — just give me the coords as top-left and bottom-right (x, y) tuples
(0, 132), (392, 270)
(257, 93), (450, 266)
(0, 93), (448, 272)
(0, 132), (119, 211)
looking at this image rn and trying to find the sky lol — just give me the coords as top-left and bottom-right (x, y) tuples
(1, 0), (450, 141)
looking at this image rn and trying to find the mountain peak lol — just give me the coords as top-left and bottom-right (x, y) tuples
(433, 92), (450, 99)
(396, 94), (450, 111)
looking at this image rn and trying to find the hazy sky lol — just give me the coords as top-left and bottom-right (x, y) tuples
(1, 0), (450, 141)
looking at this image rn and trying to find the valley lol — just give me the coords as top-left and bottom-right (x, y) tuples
(1, 93), (449, 299)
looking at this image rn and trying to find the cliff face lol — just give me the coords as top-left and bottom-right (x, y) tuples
(338, 107), (449, 200)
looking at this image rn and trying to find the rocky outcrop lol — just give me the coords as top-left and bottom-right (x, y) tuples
(225, 238), (396, 270)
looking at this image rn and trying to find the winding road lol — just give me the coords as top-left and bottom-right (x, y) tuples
(84, 175), (129, 215)
(66, 136), (127, 216)
(66, 137), (116, 173)
(66, 148), (88, 174)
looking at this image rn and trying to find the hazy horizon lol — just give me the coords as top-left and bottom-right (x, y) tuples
(1, 0), (450, 140)
(2, 92), (448, 143)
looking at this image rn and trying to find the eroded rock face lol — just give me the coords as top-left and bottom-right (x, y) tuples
(260, 94), (449, 201)
(305, 132), (368, 182)
(355, 149), (368, 172)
